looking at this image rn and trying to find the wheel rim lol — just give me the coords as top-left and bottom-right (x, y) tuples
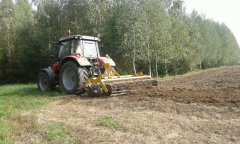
(39, 73), (49, 91)
(62, 67), (77, 91)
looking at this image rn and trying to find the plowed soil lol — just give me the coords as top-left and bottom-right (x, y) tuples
(17, 66), (240, 144)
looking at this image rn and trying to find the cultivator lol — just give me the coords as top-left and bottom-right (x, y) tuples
(84, 64), (158, 96)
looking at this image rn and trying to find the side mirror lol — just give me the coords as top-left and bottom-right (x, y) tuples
(50, 55), (54, 59)
(97, 34), (101, 41)
(48, 43), (52, 51)
(50, 55), (58, 63)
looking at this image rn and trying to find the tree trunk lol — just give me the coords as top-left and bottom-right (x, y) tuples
(200, 51), (203, 70)
(133, 39), (136, 75)
(147, 43), (151, 76)
(164, 46), (168, 76)
(133, 30), (136, 75)
(164, 57), (168, 76)
(133, 59), (136, 75)
(199, 61), (202, 70)
(155, 54), (158, 78)
(155, 60), (158, 78)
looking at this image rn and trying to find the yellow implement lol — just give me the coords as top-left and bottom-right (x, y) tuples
(84, 64), (157, 96)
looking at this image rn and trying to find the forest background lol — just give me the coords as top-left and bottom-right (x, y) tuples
(0, 0), (239, 84)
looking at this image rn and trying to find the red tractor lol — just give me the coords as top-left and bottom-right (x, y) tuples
(37, 35), (157, 96)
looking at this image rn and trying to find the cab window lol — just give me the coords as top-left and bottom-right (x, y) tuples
(59, 41), (71, 59)
(72, 40), (83, 56)
(82, 40), (98, 58)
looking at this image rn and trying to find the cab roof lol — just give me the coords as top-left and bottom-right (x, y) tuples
(59, 35), (100, 42)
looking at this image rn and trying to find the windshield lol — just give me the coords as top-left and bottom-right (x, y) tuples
(82, 40), (98, 58)
(59, 41), (71, 59)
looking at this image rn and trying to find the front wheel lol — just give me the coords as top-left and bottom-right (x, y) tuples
(60, 61), (88, 94)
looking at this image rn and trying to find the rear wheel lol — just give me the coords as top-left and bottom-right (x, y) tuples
(37, 71), (55, 91)
(60, 61), (88, 94)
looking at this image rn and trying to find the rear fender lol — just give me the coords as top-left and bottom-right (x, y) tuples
(61, 56), (91, 67)
(40, 68), (57, 84)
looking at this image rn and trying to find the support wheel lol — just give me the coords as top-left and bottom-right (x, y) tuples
(105, 84), (112, 96)
(88, 85), (103, 97)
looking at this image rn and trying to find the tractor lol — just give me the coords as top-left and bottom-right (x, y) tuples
(37, 34), (157, 96)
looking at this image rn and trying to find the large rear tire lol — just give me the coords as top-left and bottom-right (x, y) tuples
(37, 71), (55, 91)
(60, 61), (88, 94)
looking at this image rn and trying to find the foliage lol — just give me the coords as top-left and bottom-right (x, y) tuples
(0, 0), (239, 83)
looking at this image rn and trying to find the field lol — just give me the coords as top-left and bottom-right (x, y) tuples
(0, 66), (240, 144)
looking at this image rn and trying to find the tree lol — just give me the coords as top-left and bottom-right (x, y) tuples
(0, 0), (16, 83)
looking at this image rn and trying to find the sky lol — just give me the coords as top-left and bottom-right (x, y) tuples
(184, 0), (240, 46)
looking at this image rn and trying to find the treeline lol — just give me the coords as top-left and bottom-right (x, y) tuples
(0, 0), (239, 84)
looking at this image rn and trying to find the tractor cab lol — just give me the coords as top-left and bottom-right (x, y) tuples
(58, 35), (100, 60)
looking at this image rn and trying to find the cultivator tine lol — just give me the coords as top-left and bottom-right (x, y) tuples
(85, 75), (158, 96)
(103, 78), (158, 95)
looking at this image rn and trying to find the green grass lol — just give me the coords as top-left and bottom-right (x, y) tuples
(98, 116), (120, 130)
(0, 84), (62, 110)
(0, 119), (15, 144)
(0, 84), (63, 143)
(46, 123), (78, 144)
